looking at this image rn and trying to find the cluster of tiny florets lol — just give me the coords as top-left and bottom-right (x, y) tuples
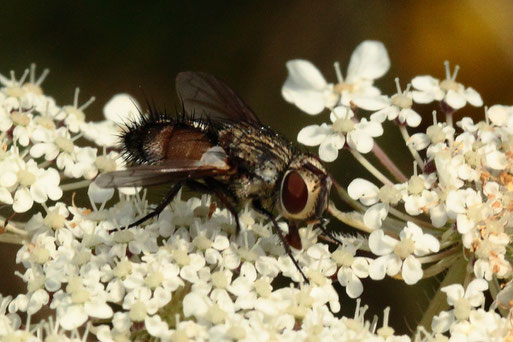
(0, 38), (512, 341)
(283, 40), (513, 340)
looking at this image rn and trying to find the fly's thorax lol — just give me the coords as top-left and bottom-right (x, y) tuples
(278, 154), (331, 221)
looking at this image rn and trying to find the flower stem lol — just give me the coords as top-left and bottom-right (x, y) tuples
(372, 142), (408, 182)
(60, 179), (91, 191)
(398, 125), (424, 169)
(0, 232), (25, 244)
(417, 246), (459, 264)
(0, 218), (27, 236)
(350, 148), (394, 186)
(327, 202), (374, 234)
(446, 112), (453, 128)
(331, 179), (367, 212)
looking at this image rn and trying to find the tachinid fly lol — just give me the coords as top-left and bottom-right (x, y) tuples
(95, 72), (332, 281)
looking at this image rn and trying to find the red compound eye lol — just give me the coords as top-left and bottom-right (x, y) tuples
(281, 171), (308, 214)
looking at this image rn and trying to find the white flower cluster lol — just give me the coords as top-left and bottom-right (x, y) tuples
(283, 40), (513, 340)
(0, 67), (413, 341)
(0, 42), (511, 340)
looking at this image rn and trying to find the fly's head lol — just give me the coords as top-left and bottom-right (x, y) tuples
(278, 154), (332, 222)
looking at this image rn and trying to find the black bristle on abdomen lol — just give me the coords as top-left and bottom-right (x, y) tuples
(120, 106), (177, 165)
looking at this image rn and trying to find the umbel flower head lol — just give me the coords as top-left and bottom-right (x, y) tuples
(0, 39), (512, 341)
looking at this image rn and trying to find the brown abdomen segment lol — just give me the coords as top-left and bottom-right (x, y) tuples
(122, 121), (214, 165)
(144, 125), (213, 163)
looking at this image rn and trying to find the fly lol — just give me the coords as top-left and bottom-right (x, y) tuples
(95, 72), (333, 282)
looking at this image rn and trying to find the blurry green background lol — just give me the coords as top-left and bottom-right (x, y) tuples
(2, 0), (513, 334)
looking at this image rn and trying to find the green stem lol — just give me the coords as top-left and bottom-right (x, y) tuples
(331, 180), (366, 212)
(328, 202), (374, 234)
(60, 179), (91, 191)
(371, 142), (408, 183)
(398, 125), (424, 169)
(0, 232), (25, 244)
(350, 148), (394, 186)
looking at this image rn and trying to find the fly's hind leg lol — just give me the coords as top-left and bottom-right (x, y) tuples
(117, 181), (184, 230)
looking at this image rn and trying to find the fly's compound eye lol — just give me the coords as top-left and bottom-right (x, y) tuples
(281, 171), (308, 214)
(280, 165), (331, 221)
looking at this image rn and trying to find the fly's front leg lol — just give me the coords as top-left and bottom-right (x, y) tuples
(253, 200), (309, 284)
(315, 218), (343, 245)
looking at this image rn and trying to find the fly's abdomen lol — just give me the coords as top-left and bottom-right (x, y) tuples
(122, 115), (216, 166)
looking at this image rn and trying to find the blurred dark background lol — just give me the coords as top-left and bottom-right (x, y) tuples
(2, 1), (513, 335)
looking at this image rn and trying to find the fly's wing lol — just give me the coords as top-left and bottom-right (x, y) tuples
(95, 160), (230, 188)
(95, 147), (231, 188)
(176, 71), (262, 125)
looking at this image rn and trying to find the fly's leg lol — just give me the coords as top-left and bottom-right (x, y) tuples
(315, 218), (343, 245)
(253, 201), (309, 284)
(117, 182), (184, 230)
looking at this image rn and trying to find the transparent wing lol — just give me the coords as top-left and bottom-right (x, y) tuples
(176, 71), (262, 125)
(95, 159), (230, 188)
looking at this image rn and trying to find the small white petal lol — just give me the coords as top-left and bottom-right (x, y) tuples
(415, 233), (440, 256)
(368, 229), (396, 255)
(282, 60), (328, 115)
(445, 89), (466, 109)
(13, 187), (33, 213)
(411, 75), (439, 92)
(104, 93), (140, 124)
(404, 195), (425, 216)
(347, 130), (374, 154)
(145, 315), (170, 338)
(432, 310), (454, 333)
(368, 256), (387, 280)
(429, 204), (447, 228)
(59, 305), (88, 330)
(456, 214), (474, 234)
(411, 90), (435, 104)
(363, 203), (388, 230)
(0, 172), (16, 187)
(400, 108), (422, 127)
(442, 284), (465, 305)
(464, 87), (483, 107)
(346, 40), (390, 82)
(182, 292), (209, 318)
(485, 150), (508, 170)
(488, 105), (509, 126)
(465, 279), (488, 306)
(212, 235), (229, 250)
(0, 188), (13, 205)
(318, 135), (343, 162)
(359, 119), (383, 138)
(408, 133), (430, 150)
(352, 257), (369, 278)
(402, 255), (422, 284)
(338, 269), (363, 298)
(88, 181), (115, 203)
(347, 178), (379, 204)
(297, 124), (331, 146)
(352, 95), (389, 111)
(85, 301), (113, 319)
(27, 290), (49, 315)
